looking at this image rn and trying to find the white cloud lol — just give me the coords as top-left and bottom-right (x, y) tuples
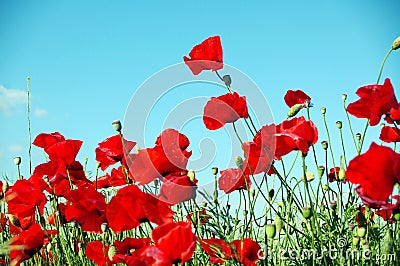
(0, 85), (27, 114)
(34, 108), (47, 117)
(8, 144), (24, 153)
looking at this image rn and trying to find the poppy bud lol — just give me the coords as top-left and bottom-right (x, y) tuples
(391, 36), (400, 50)
(222, 75), (232, 86)
(250, 188), (255, 198)
(235, 156), (244, 169)
(287, 103), (303, 118)
(13, 156), (21, 166)
(96, 161), (101, 169)
(352, 236), (360, 247)
(108, 245), (117, 261)
(101, 223), (109, 233)
(302, 206), (313, 220)
(268, 189), (275, 199)
(274, 216), (283, 232)
(321, 141), (328, 150)
(320, 107), (326, 115)
(393, 211), (400, 222)
(278, 201), (284, 208)
(357, 226), (366, 238)
(322, 184), (329, 191)
(330, 200), (337, 210)
(336, 121), (342, 129)
(342, 94), (347, 101)
(356, 133), (362, 141)
(243, 210), (248, 216)
(112, 120), (122, 132)
(2, 181), (9, 194)
(212, 167), (218, 175)
(265, 223), (276, 238)
(317, 166), (325, 178)
(302, 172), (315, 182)
(188, 169), (196, 182)
(339, 168), (346, 181)
(7, 214), (21, 227)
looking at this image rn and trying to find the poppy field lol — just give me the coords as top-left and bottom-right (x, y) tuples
(1, 35), (400, 265)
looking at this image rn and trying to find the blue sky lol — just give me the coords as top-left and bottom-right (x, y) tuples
(1, 0), (399, 185)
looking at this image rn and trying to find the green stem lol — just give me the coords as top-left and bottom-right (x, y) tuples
(27, 76), (32, 175)
(376, 48), (392, 84)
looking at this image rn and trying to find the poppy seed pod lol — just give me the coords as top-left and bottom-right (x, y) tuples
(274, 216), (283, 232)
(342, 94), (347, 101)
(356, 133), (362, 141)
(265, 223), (276, 238)
(391, 36), (400, 50)
(320, 107), (326, 115)
(287, 103), (303, 118)
(322, 184), (329, 191)
(13, 156), (21, 166)
(318, 166), (325, 178)
(101, 223), (109, 233)
(352, 236), (360, 247)
(357, 227), (367, 238)
(235, 155), (244, 169)
(222, 75), (231, 86)
(336, 121), (342, 129)
(112, 120), (122, 132)
(321, 141), (328, 150)
(302, 206), (313, 220)
(211, 167), (218, 175)
(329, 201), (337, 210)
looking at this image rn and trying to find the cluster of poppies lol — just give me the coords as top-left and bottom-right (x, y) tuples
(1, 35), (399, 266)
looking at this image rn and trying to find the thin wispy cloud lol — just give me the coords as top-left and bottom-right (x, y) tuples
(8, 144), (24, 153)
(34, 108), (47, 117)
(0, 85), (27, 114)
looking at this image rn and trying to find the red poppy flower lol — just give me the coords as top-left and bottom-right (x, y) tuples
(96, 134), (136, 171)
(231, 238), (262, 266)
(275, 116), (318, 159)
(347, 78), (398, 126)
(29, 160), (92, 196)
(203, 92), (249, 130)
(183, 36), (223, 75)
(158, 174), (197, 205)
(242, 124), (275, 175)
(32, 132), (65, 149)
(218, 168), (251, 194)
(284, 90), (311, 107)
(126, 246), (172, 266)
(379, 126), (400, 143)
(152, 221), (196, 264)
(96, 166), (129, 189)
(87, 238), (151, 266)
(106, 185), (173, 233)
(64, 185), (107, 233)
(200, 238), (232, 264)
(5, 179), (47, 226)
(128, 129), (192, 185)
(346, 142), (400, 208)
(9, 223), (44, 266)
(387, 102), (400, 123)
(328, 167), (340, 182)
(45, 139), (83, 167)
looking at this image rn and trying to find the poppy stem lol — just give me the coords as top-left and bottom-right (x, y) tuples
(376, 48), (392, 84)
